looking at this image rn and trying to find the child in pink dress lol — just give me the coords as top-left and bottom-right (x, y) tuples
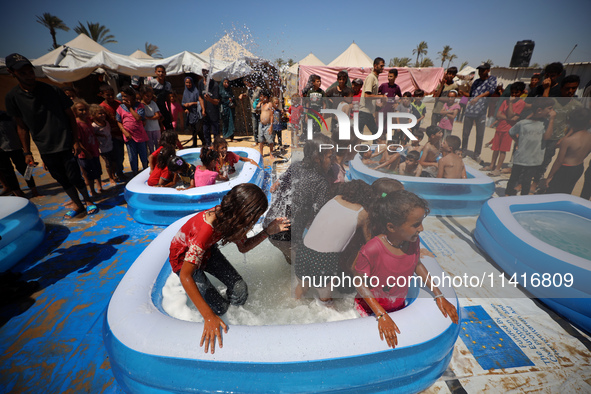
(354, 190), (458, 348)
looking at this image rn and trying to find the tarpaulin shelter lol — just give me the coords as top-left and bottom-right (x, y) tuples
(200, 34), (256, 63)
(298, 65), (445, 96)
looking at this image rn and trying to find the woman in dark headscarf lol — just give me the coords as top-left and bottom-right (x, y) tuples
(182, 76), (205, 147)
(219, 78), (236, 141)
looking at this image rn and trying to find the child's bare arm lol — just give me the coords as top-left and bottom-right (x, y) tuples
(436, 156), (446, 178)
(118, 122), (132, 139)
(543, 109), (557, 140)
(355, 279), (400, 348)
(546, 138), (570, 184)
(415, 262), (458, 324)
(374, 152), (399, 170)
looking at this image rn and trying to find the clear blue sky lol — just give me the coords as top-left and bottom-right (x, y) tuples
(2, 0), (590, 69)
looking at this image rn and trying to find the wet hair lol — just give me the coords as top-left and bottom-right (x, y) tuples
(532, 97), (555, 112)
(371, 177), (404, 198)
(447, 67), (458, 76)
(121, 85), (136, 98)
(199, 147), (220, 169)
(567, 108), (591, 131)
(413, 89), (424, 97)
(303, 133), (332, 170)
(402, 92), (412, 98)
(260, 89), (271, 99)
(88, 103), (105, 118)
(406, 150), (420, 161)
(333, 180), (373, 208)
(425, 125), (442, 137)
(510, 81), (526, 93)
(158, 144), (177, 170)
(140, 85), (154, 96)
(544, 62), (563, 76)
(561, 74), (580, 87)
(370, 190), (429, 235)
(215, 183), (269, 244)
(413, 128), (425, 141)
(159, 130), (179, 147)
(388, 68), (398, 77)
(213, 136), (228, 150)
(445, 135), (461, 152)
(374, 57), (385, 66)
(99, 83), (114, 93)
(337, 70), (348, 80)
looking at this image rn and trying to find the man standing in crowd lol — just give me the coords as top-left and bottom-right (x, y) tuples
(4, 53), (97, 219)
(359, 57), (386, 136)
(148, 65), (173, 129)
(430, 67), (459, 126)
(198, 68), (221, 147)
(461, 63), (497, 163)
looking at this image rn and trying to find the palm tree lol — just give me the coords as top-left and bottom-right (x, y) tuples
(446, 54), (458, 68)
(36, 13), (69, 49)
(412, 41), (428, 67)
(74, 22), (117, 45)
(145, 42), (162, 58)
(287, 59), (295, 67)
(419, 57), (434, 68)
(483, 59), (494, 66)
(437, 45), (452, 68)
(460, 61), (469, 71)
(389, 57), (412, 67)
(275, 58), (285, 67)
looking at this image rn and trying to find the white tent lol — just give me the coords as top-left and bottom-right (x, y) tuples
(287, 53), (325, 74)
(200, 34), (256, 63)
(129, 50), (153, 59)
(32, 33), (110, 66)
(328, 42), (372, 68)
(458, 66), (477, 76)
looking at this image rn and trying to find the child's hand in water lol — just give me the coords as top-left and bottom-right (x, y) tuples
(378, 313), (401, 348)
(266, 217), (291, 235)
(200, 315), (228, 354)
(436, 297), (459, 324)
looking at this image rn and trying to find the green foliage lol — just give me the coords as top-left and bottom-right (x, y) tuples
(74, 21), (117, 45)
(36, 13), (69, 49)
(145, 42), (162, 59)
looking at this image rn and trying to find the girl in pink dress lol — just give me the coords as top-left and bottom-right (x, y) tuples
(353, 190), (458, 348)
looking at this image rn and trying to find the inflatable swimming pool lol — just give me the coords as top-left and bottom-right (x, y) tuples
(474, 194), (591, 334)
(125, 147), (266, 225)
(0, 196), (45, 272)
(347, 154), (494, 216)
(104, 213), (460, 393)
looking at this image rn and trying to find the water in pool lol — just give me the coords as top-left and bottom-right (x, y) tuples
(514, 210), (591, 261)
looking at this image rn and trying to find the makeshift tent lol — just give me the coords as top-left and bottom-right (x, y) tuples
(328, 42), (373, 69)
(298, 65), (444, 96)
(457, 66), (476, 76)
(284, 53), (326, 97)
(200, 34), (256, 63)
(129, 50), (153, 59)
(32, 33), (110, 67)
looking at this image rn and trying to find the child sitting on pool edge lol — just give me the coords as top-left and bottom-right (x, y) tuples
(168, 183), (289, 354)
(353, 190), (458, 348)
(167, 155), (196, 189)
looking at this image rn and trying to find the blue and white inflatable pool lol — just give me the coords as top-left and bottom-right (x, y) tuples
(125, 147), (265, 225)
(103, 213), (460, 393)
(474, 194), (591, 333)
(0, 196), (45, 272)
(347, 154), (495, 216)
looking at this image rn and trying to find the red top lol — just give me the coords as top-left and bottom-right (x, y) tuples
(496, 99), (526, 133)
(354, 236), (420, 313)
(100, 100), (123, 139)
(76, 119), (100, 159)
(148, 165), (173, 186)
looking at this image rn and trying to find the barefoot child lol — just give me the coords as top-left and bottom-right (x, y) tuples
(140, 86), (164, 154)
(98, 84), (125, 181)
(419, 126), (443, 177)
(546, 108), (591, 194)
(437, 90), (460, 139)
(258, 90), (274, 157)
(353, 190), (459, 348)
(72, 99), (103, 197)
(89, 104), (117, 187)
(169, 183), (289, 353)
(485, 82), (526, 176)
(399, 150), (422, 177)
(116, 86), (149, 175)
(438, 135), (466, 179)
